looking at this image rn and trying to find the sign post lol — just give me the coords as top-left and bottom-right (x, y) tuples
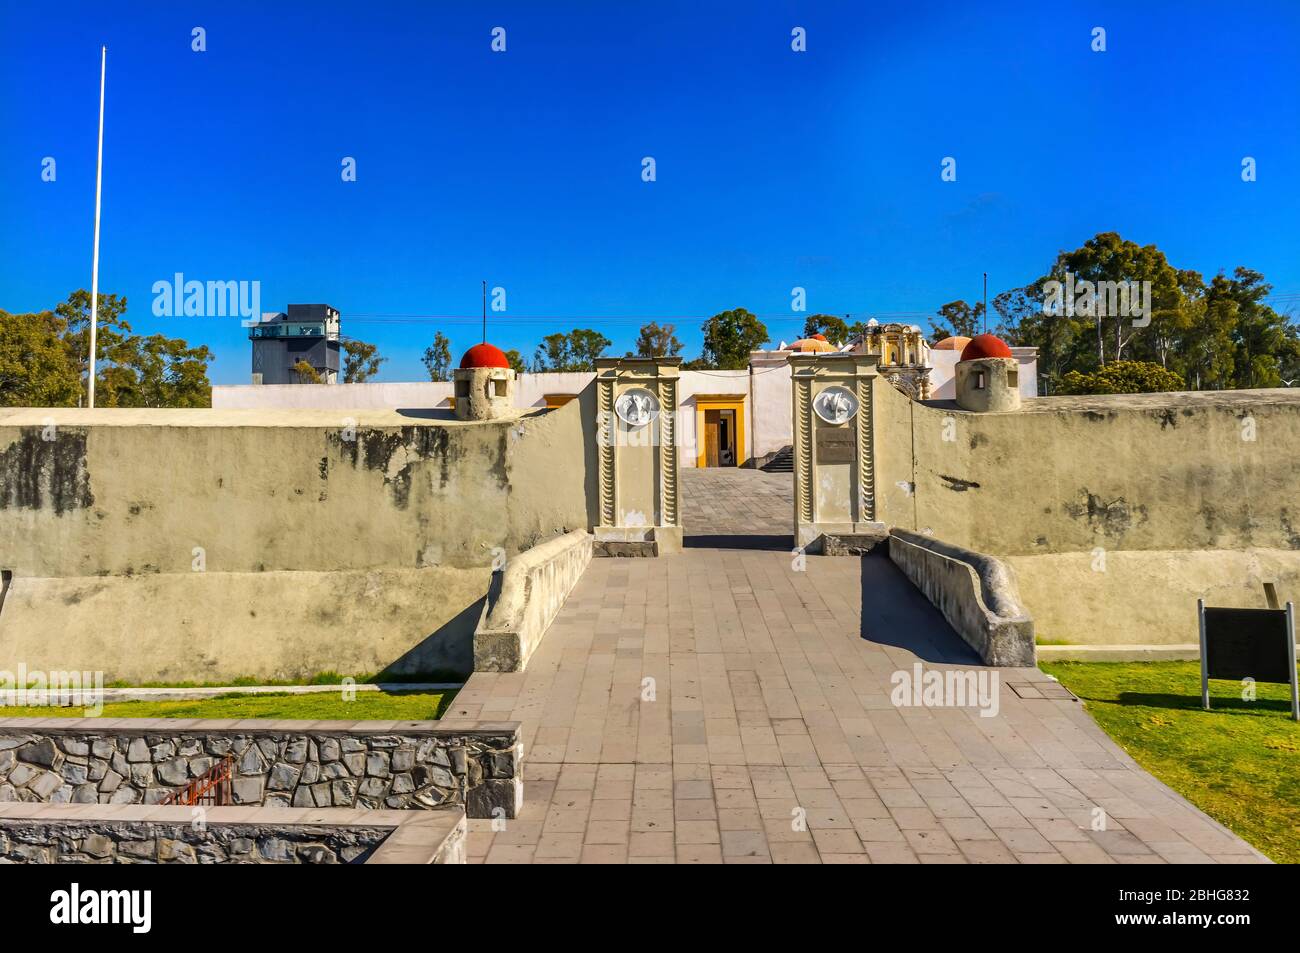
(1198, 598), (1299, 721)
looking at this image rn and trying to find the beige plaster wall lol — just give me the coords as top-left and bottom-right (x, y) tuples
(872, 385), (1300, 643)
(0, 396), (598, 680)
(1, 568), (489, 682)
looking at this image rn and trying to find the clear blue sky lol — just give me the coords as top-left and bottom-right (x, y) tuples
(2, 0), (1298, 384)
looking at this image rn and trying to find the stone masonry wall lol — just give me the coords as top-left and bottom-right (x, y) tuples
(0, 820), (389, 864)
(0, 721), (521, 819)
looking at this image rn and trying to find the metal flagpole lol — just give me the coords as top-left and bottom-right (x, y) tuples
(88, 45), (106, 408)
(982, 272), (988, 334)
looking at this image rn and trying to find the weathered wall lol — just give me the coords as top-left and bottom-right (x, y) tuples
(1, 569), (487, 681)
(0, 396), (598, 680)
(873, 385), (1300, 644)
(0, 403), (592, 576)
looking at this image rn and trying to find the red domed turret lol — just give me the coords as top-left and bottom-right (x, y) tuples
(959, 333), (1013, 362)
(460, 342), (511, 369)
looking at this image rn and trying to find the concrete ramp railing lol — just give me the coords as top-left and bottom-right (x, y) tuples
(888, 528), (1036, 667)
(473, 530), (593, 672)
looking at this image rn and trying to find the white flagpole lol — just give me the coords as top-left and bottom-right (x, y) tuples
(88, 45), (106, 408)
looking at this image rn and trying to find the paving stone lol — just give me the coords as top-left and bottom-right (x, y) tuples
(455, 469), (1270, 866)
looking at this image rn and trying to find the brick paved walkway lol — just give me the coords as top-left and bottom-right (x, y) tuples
(681, 467), (792, 545)
(446, 470), (1268, 864)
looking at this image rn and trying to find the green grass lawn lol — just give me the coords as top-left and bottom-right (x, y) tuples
(1042, 660), (1299, 864)
(0, 690), (455, 721)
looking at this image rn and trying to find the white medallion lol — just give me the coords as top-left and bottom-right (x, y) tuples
(615, 388), (659, 427)
(813, 386), (859, 425)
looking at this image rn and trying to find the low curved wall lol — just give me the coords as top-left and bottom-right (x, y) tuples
(474, 530), (592, 672)
(888, 528), (1036, 667)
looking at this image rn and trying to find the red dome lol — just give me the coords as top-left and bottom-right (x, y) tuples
(810, 333), (828, 342)
(959, 333), (1013, 361)
(459, 342), (511, 369)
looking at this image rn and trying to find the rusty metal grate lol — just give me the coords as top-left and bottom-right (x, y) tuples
(160, 755), (236, 807)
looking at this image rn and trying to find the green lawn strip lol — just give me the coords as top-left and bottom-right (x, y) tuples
(1042, 661), (1299, 864)
(0, 690), (454, 721)
(97, 670), (463, 689)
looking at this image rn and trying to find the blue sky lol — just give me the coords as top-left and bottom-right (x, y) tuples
(2, 0), (1298, 384)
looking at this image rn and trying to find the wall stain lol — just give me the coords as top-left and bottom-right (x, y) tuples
(1155, 408), (1177, 430)
(1064, 490), (1148, 537)
(326, 426), (461, 509)
(938, 474), (981, 492)
(968, 433), (989, 450)
(1281, 511), (1300, 550)
(0, 429), (94, 515)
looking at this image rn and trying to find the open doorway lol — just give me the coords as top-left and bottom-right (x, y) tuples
(703, 408), (738, 467)
(694, 396), (746, 468)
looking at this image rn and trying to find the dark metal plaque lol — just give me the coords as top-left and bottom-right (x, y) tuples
(816, 427), (856, 464)
(1203, 607), (1292, 683)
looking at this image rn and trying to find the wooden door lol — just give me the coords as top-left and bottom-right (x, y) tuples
(704, 410), (720, 467)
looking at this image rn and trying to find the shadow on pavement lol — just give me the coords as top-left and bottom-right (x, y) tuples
(859, 552), (983, 665)
(683, 534), (793, 552)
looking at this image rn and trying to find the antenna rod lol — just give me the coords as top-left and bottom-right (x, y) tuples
(482, 279), (487, 343)
(982, 272), (988, 334)
(88, 45), (106, 408)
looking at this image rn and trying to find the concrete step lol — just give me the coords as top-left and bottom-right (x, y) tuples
(761, 446), (794, 472)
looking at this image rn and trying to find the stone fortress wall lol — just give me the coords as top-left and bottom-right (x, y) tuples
(871, 383), (1300, 645)
(4, 366), (1300, 674)
(0, 399), (597, 681)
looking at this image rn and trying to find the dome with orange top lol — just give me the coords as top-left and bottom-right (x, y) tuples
(787, 334), (838, 353)
(460, 342), (511, 369)
(959, 333), (1013, 362)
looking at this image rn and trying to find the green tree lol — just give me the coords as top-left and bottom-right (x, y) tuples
(96, 333), (213, 407)
(534, 329), (610, 371)
(503, 348), (527, 375)
(931, 300), (984, 342)
(342, 338), (386, 383)
(1057, 360), (1185, 395)
(569, 329), (611, 370)
(7, 290), (213, 407)
(993, 281), (1077, 393)
(700, 308), (768, 369)
(0, 309), (81, 406)
(421, 332), (452, 382)
(56, 289), (133, 397)
(802, 314), (849, 344)
(634, 322), (683, 357)
(1040, 232), (1185, 368)
(1219, 268), (1293, 389)
(291, 359), (322, 384)
(533, 333), (572, 372)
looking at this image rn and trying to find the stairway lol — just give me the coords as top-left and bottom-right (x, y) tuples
(760, 445), (794, 472)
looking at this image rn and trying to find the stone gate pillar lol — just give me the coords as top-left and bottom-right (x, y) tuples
(593, 357), (683, 555)
(789, 353), (884, 551)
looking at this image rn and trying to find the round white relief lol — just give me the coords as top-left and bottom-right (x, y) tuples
(615, 388), (659, 427)
(813, 386), (859, 425)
